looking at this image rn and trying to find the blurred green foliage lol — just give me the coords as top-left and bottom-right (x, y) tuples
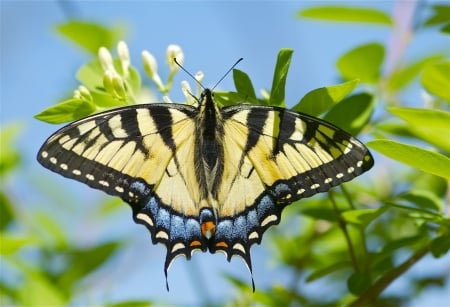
(2, 3), (450, 306)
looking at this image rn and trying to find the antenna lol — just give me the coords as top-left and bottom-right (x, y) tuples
(173, 57), (244, 91)
(174, 58), (205, 90)
(211, 57), (243, 90)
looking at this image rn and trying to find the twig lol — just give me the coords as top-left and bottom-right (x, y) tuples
(349, 244), (430, 307)
(329, 190), (360, 272)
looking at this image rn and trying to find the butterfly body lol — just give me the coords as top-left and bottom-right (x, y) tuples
(38, 89), (373, 290)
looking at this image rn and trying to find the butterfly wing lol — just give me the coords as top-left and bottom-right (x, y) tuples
(37, 104), (208, 287)
(211, 105), (373, 275)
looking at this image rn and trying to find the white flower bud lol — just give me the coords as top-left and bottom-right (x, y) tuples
(98, 47), (115, 72)
(74, 85), (92, 102)
(181, 80), (196, 106)
(103, 70), (115, 95)
(166, 44), (184, 72)
(142, 50), (158, 78)
(195, 71), (204, 96)
(117, 41), (130, 77)
(142, 50), (165, 91)
(111, 73), (126, 99)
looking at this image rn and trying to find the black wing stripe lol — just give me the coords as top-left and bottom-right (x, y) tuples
(244, 108), (268, 153)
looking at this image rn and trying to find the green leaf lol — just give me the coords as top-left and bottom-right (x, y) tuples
(106, 301), (152, 307)
(421, 61), (450, 102)
(269, 49), (293, 107)
(387, 55), (443, 91)
(76, 59), (105, 90)
(12, 261), (67, 306)
(441, 22), (450, 34)
(294, 79), (359, 116)
(0, 233), (36, 255)
(0, 192), (14, 229)
(374, 121), (417, 139)
(35, 212), (68, 249)
(34, 98), (96, 124)
(323, 93), (374, 135)
(300, 207), (338, 222)
(306, 260), (352, 282)
(367, 139), (450, 180)
(378, 235), (425, 256)
(387, 107), (450, 152)
(77, 59), (141, 106)
(214, 91), (260, 107)
(341, 207), (388, 228)
(298, 6), (392, 25)
(59, 242), (120, 288)
(430, 234), (450, 258)
(424, 5), (450, 26)
(337, 43), (385, 83)
(0, 123), (22, 176)
(395, 190), (442, 213)
(233, 69), (256, 99)
(56, 21), (125, 54)
(348, 272), (372, 295)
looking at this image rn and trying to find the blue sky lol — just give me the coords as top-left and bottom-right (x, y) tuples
(1, 0), (449, 305)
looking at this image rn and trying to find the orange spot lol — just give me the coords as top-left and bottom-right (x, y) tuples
(201, 221), (216, 238)
(190, 240), (202, 247)
(215, 241), (228, 248)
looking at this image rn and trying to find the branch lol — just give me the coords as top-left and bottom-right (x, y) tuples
(349, 244), (430, 307)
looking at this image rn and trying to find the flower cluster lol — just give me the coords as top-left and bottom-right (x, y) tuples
(68, 40), (204, 109)
(141, 44), (189, 97)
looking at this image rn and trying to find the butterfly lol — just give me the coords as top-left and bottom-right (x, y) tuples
(37, 87), (374, 290)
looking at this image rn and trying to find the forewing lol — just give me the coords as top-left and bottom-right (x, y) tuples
(210, 105), (373, 272)
(37, 104), (207, 287)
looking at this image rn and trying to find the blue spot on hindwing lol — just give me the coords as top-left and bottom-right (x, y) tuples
(232, 215), (247, 241)
(170, 215), (185, 240)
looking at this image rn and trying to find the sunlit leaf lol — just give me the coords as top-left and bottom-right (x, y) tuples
(421, 61), (450, 102)
(35, 212), (68, 249)
(0, 234), (36, 255)
(323, 93), (374, 135)
(15, 267), (67, 306)
(56, 21), (125, 54)
(106, 301), (152, 307)
(388, 107), (450, 152)
(298, 6), (392, 25)
(387, 55), (443, 91)
(294, 79), (359, 116)
(269, 48), (293, 107)
(337, 43), (384, 83)
(77, 59), (141, 106)
(0, 124), (22, 176)
(233, 69), (256, 99)
(34, 98), (96, 124)
(367, 139), (450, 180)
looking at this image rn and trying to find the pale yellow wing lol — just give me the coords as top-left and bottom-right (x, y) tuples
(208, 105), (373, 271)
